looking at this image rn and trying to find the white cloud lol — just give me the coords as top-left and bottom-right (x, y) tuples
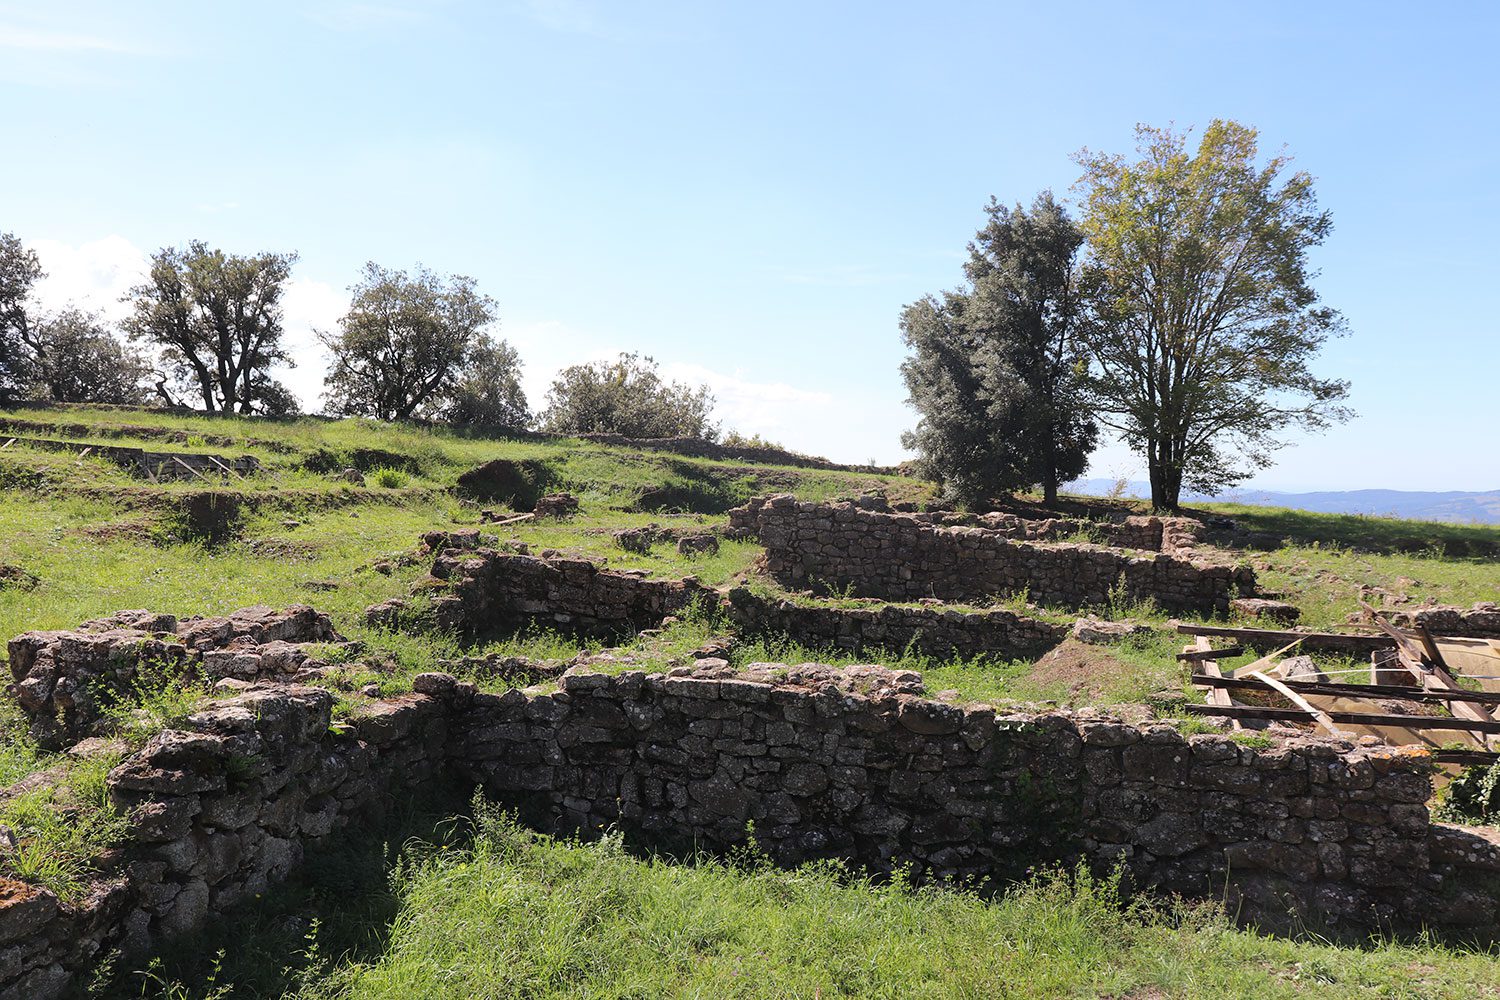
(515, 0), (608, 36)
(660, 360), (839, 447)
(277, 278), (348, 409)
(0, 23), (137, 53)
(27, 235), (150, 322)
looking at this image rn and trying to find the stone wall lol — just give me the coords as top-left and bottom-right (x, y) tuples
(724, 587), (1063, 660)
(6, 651), (1500, 998)
(8, 606), (343, 747)
(366, 551), (719, 638)
(730, 495), (1253, 614)
(450, 663), (1500, 935)
(1, 682), (450, 1000)
(1387, 603), (1500, 639)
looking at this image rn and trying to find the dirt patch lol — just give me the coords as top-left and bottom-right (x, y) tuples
(0, 563), (39, 590)
(244, 538), (320, 560)
(1015, 637), (1144, 702)
(74, 519), (157, 544)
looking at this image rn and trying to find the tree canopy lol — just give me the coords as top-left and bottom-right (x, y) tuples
(901, 193), (1096, 506)
(1073, 121), (1351, 510)
(321, 263), (522, 424)
(24, 308), (150, 405)
(541, 352), (718, 439)
(0, 231), (44, 402)
(123, 241), (299, 413)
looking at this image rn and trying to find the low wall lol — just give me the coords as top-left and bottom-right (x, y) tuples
(731, 495), (1253, 614)
(7, 606), (342, 747)
(724, 587), (1063, 660)
(367, 551), (719, 638)
(1, 683), (449, 1000)
(1387, 603), (1500, 640)
(5, 648), (1500, 998)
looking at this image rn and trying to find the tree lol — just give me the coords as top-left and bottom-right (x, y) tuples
(0, 231), (44, 402)
(443, 335), (530, 428)
(900, 193), (1097, 506)
(24, 308), (150, 404)
(320, 263), (508, 422)
(123, 241), (298, 413)
(541, 352), (718, 439)
(1073, 121), (1352, 511)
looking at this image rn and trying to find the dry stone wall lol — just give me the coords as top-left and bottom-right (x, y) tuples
(449, 663), (1500, 936)
(8, 606), (343, 747)
(725, 587), (1063, 660)
(366, 550), (719, 638)
(731, 495), (1254, 614)
(1386, 603), (1500, 639)
(1, 682), (449, 1000)
(5, 637), (1500, 998)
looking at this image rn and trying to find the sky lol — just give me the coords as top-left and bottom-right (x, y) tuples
(2, 1), (1497, 491)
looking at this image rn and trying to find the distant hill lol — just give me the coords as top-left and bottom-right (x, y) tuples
(1063, 479), (1500, 525)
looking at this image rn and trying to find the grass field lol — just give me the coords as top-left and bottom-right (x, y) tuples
(3, 404), (1500, 998)
(103, 799), (1500, 1000)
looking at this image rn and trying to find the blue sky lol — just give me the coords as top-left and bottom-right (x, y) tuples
(3, 1), (1496, 490)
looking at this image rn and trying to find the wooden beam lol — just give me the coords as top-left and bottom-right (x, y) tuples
(1181, 703), (1500, 734)
(1249, 669), (1344, 737)
(171, 456), (208, 481)
(1176, 645), (1245, 662)
(1176, 623), (1391, 654)
(1229, 638), (1304, 679)
(1191, 672), (1500, 707)
(1188, 637), (1246, 730)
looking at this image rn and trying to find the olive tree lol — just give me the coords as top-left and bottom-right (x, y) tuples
(123, 241), (299, 413)
(321, 263), (523, 424)
(0, 231), (43, 402)
(541, 352), (717, 439)
(24, 308), (150, 404)
(1074, 121), (1352, 510)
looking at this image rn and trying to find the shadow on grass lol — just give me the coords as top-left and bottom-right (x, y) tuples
(88, 780), (473, 1000)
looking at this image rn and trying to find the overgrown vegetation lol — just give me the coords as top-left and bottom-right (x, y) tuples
(104, 800), (1500, 999)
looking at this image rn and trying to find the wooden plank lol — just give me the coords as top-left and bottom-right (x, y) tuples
(171, 456), (208, 481)
(1176, 623), (1391, 654)
(1191, 673), (1500, 707)
(205, 454), (244, 480)
(1176, 646), (1245, 662)
(0, 437), (13, 450)
(1188, 638), (1245, 731)
(1249, 669), (1345, 737)
(1181, 703), (1500, 734)
(1229, 638), (1304, 679)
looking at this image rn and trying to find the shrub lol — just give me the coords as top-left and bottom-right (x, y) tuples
(371, 467), (409, 489)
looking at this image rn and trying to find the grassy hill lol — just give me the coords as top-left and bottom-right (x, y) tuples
(2, 403), (1499, 998)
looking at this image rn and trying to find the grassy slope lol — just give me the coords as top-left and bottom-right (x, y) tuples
(5, 405), (1500, 997)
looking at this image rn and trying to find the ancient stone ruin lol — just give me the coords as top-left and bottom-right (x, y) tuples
(4, 608), (1500, 999)
(729, 494), (1256, 614)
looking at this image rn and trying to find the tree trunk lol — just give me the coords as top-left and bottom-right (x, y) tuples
(1043, 471), (1058, 506)
(1146, 439), (1182, 512)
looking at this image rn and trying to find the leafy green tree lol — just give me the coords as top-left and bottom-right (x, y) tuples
(901, 193), (1097, 506)
(321, 263), (514, 422)
(24, 308), (150, 404)
(123, 241), (299, 413)
(443, 335), (530, 428)
(1074, 121), (1351, 510)
(0, 231), (44, 402)
(541, 352), (718, 439)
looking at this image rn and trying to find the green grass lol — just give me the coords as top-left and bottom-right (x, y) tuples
(261, 804), (1496, 999)
(1201, 502), (1500, 558)
(0, 750), (130, 901)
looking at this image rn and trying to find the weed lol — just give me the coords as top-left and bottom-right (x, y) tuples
(370, 467), (410, 489)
